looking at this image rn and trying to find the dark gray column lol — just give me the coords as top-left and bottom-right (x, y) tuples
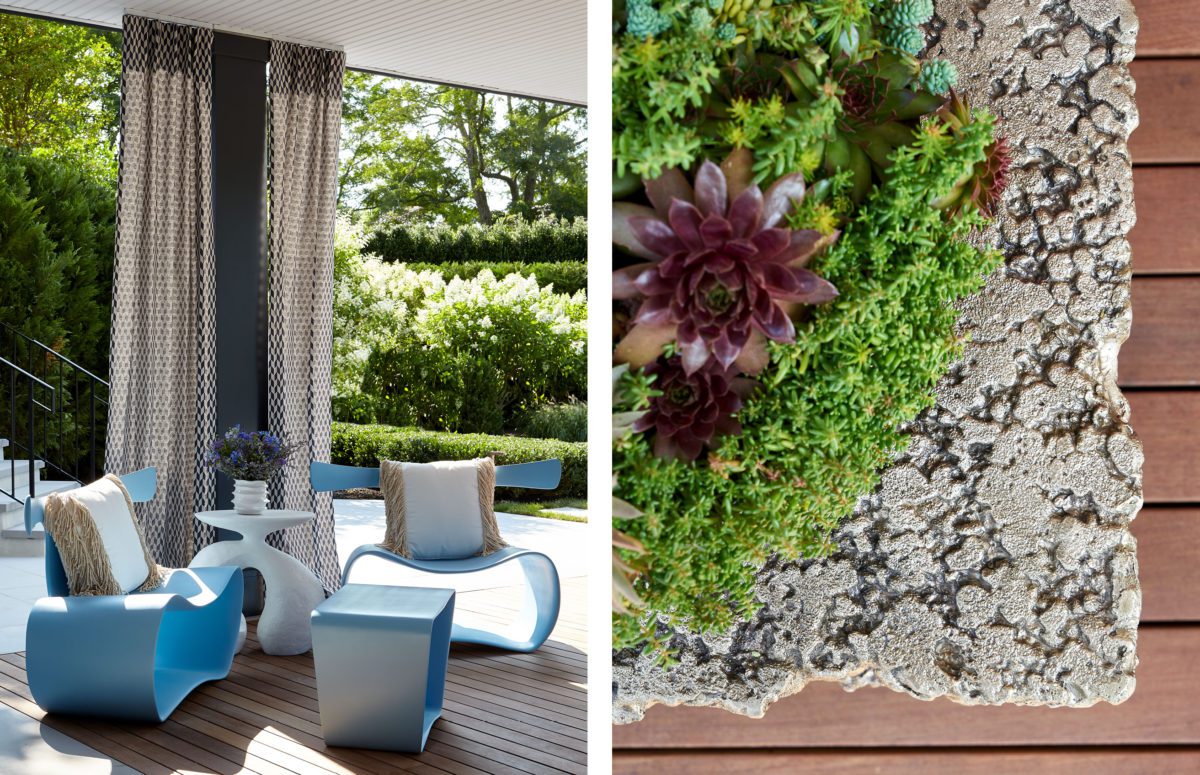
(211, 32), (270, 613)
(211, 32), (270, 510)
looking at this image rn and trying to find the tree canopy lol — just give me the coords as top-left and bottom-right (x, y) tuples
(0, 14), (121, 181)
(339, 73), (587, 227)
(0, 11), (587, 229)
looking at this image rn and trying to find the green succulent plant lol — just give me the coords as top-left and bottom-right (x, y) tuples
(613, 0), (950, 189)
(612, 496), (647, 615)
(625, 0), (672, 39)
(918, 59), (958, 95)
(612, 0), (1006, 656)
(612, 364), (655, 615)
(929, 92), (1013, 217)
(879, 0), (934, 28)
(881, 23), (925, 54)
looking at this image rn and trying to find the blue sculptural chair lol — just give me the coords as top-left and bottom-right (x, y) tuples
(23, 467), (243, 722)
(310, 459), (562, 653)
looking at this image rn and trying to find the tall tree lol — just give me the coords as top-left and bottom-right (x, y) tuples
(339, 74), (587, 226)
(490, 98), (587, 221)
(0, 14), (121, 181)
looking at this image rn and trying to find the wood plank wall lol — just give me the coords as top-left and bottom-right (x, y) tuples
(614, 2), (1200, 771)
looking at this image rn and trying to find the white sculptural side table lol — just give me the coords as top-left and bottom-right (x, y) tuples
(191, 510), (326, 656)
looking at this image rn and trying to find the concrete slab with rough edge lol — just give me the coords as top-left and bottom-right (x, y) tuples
(614, 0), (1142, 723)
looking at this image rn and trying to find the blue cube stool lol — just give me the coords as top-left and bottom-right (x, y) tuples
(311, 584), (455, 752)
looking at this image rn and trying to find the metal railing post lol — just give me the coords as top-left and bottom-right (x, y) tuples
(90, 380), (98, 482)
(27, 378), (35, 502)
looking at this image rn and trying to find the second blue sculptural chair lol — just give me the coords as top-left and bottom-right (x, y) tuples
(23, 467), (243, 722)
(310, 459), (562, 653)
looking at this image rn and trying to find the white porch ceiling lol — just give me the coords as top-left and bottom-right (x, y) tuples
(0, 0), (586, 104)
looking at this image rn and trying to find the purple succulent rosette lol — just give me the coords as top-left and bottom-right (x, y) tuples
(204, 425), (296, 481)
(614, 151), (840, 459)
(615, 155), (838, 377)
(632, 356), (755, 461)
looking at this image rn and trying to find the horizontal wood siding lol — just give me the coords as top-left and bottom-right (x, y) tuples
(1127, 60), (1200, 163)
(615, 750), (1200, 774)
(1129, 391), (1200, 502)
(1129, 168), (1200, 274)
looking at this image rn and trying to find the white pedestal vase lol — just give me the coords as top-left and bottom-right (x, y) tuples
(232, 479), (268, 515)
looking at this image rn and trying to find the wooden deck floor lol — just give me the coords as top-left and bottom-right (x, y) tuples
(0, 576), (587, 774)
(615, 0), (1200, 771)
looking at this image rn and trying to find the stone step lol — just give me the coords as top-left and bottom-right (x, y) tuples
(0, 525), (42, 541)
(0, 480), (79, 523)
(0, 458), (46, 482)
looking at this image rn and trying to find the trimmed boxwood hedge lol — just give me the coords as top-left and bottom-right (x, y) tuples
(404, 261), (587, 296)
(364, 218), (586, 265)
(331, 422), (586, 501)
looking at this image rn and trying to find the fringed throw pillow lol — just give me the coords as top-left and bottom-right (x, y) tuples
(43, 474), (165, 596)
(379, 458), (507, 560)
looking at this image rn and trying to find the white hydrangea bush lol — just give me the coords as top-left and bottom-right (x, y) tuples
(332, 217), (587, 430)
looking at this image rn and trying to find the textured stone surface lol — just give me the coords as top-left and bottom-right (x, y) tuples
(614, 0), (1142, 722)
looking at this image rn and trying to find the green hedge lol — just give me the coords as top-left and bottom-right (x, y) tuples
(365, 217), (586, 265)
(0, 148), (115, 376)
(404, 261), (587, 296)
(518, 401), (588, 442)
(331, 422), (586, 500)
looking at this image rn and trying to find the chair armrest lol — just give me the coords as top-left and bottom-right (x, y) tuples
(31, 566), (238, 617)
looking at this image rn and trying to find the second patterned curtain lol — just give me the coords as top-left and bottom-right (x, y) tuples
(264, 40), (346, 592)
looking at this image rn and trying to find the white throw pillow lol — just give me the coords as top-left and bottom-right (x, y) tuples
(379, 458), (507, 560)
(44, 474), (161, 595)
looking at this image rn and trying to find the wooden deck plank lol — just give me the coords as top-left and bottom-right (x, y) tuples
(0, 657), (219, 774)
(0, 579), (587, 775)
(1135, 0), (1200, 58)
(613, 625), (1198, 749)
(1132, 507), (1200, 622)
(613, 748), (1200, 774)
(0, 685), (173, 775)
(1129, 167), (1200, 274)
(1122, 277), (1200, 386)
(217, 657), (583, 775)
(1128, 60), (1200, 164)
(184, 690), (429, 774)
(1129, 390), (1200, 502)
(170, 707), (350, 775)
(231, 647), (586, 752)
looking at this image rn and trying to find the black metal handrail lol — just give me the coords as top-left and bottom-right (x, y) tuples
(0, 323), (109, 507)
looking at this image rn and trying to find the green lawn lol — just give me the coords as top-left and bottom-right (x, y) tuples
(495, 498), (587, 522)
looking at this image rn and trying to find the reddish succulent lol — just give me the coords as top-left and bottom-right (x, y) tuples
(632, 357), (754, 461)
(973, 135), (1012, 218)
(614, 153), (839, 375)
(931, 92), (1013, 217)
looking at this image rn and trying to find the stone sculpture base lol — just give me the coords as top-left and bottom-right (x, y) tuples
(614, 0), (1142, 722)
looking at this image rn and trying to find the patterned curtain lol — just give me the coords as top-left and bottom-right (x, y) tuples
(106, 15), (217, 567)
(265, 40), (346, 591)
